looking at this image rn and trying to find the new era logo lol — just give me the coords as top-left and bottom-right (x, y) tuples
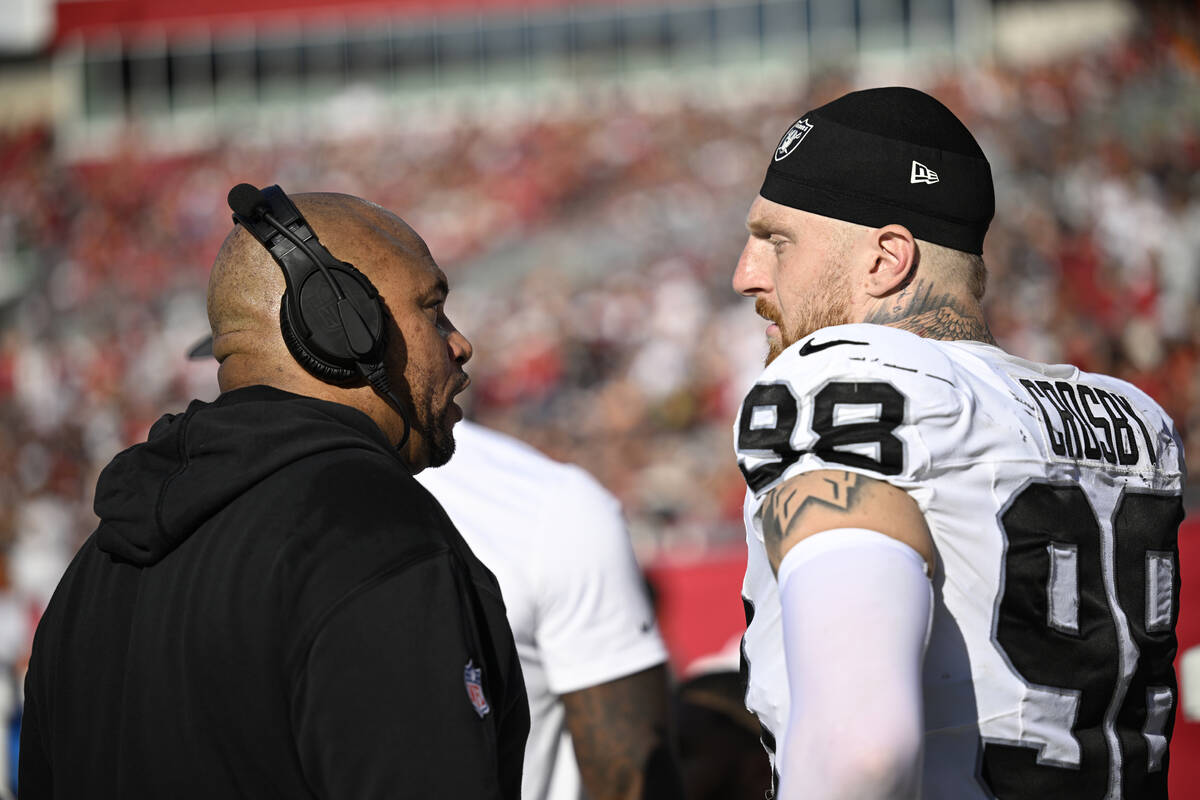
(911, 161), (939, 184)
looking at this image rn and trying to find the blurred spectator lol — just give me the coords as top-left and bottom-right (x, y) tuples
(675, 640), (771, 800)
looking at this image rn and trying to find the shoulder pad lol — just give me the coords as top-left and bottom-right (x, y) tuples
(734, 325), (966, 495)
(764, 324), (956, 385)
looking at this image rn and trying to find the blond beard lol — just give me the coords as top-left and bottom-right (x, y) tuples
(763, 268), (852, 366)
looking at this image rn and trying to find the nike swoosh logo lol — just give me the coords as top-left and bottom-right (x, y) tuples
(798, 338), (869, 356)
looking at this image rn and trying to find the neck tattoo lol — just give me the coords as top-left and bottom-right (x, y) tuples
(862, 280), (997, 344)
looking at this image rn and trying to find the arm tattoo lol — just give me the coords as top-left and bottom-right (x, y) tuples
(864, 279), (996, 344)
(561, 665), (684, 800)
(761, 472), (862, 567)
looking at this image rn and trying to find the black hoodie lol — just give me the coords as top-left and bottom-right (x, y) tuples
(20, 386), (528, 799)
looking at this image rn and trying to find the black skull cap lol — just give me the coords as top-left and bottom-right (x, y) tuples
(761, 87), (994, 254)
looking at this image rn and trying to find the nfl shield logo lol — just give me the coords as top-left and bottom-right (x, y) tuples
(774, 117), (813, 162)
(464, 660), (490, 718)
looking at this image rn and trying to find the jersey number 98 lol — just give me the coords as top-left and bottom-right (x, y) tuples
(737, 381), (905, 493)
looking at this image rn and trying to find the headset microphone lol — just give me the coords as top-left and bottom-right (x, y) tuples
(226, 183), (269, 224)
(227, 182), (410, 449)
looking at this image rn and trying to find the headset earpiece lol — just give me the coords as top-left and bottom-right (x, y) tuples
(279, 263), (387, 384)
(280, 301), (356, 384)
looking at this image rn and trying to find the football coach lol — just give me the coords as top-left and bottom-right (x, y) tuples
(20, 186), (529, 798)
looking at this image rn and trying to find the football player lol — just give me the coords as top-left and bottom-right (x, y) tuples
(732, 87), (1184, 799)
(416, 420), (681, 800)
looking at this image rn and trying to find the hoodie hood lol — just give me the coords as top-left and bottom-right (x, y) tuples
(95, 386), (399, 566)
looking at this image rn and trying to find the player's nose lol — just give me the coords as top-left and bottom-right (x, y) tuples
(733, 237), (770, 297)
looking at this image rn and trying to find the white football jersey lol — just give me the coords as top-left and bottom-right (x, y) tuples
(735, 324), (1184, 799)
(417, 421), (668, 800)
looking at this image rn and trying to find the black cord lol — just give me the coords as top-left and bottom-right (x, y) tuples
(358, 361), (411, 450)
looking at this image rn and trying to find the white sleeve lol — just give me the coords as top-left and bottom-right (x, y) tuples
(534, 468), (668, 694)
(775, 528), (933, 800)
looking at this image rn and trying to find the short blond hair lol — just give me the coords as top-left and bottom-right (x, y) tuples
(917, 239), (987, 301)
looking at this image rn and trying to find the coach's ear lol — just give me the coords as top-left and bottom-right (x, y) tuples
(865, 224), (917, 298)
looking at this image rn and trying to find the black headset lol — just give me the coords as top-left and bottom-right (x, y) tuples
(227, 183), (410, 446)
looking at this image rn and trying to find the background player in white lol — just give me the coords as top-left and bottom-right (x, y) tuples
(731, 87), (1184, 799)
(416, 420), (682, 800)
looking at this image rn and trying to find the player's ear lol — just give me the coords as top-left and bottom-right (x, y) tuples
(865, 224), (916, 298)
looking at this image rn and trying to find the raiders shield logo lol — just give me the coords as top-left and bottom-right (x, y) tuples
(464, 660), (490, 718)
(774, 118), (813, 162)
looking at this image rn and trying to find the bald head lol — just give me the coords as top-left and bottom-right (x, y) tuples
(207, 192), (430, 376)
(206, 188), (472, 467)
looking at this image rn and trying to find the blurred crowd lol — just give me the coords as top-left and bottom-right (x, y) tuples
(0, 10), (1198, 657)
